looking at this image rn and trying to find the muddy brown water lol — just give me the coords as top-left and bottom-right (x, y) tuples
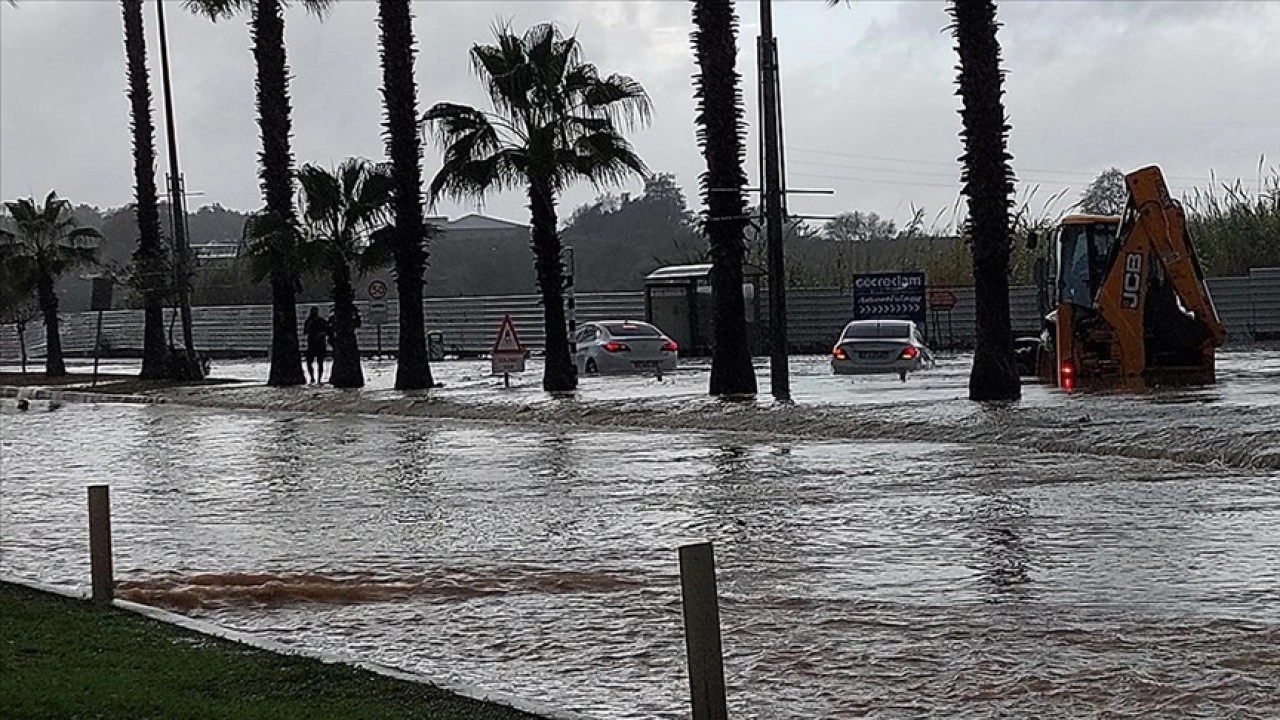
(2, 351), (1278, 718)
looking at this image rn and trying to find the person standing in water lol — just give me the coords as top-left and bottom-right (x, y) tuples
(303, 306), (331, 384)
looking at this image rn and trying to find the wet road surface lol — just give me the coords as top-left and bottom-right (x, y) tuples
(2, 351), (1279, 718)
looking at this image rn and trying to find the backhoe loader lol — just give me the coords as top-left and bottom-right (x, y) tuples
(1022, 165), (1226, 390)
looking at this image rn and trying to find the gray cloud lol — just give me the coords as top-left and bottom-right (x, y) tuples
(2, 0), (1277, 231)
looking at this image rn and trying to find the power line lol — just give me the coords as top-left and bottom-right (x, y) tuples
(787, 145), (1260, 185)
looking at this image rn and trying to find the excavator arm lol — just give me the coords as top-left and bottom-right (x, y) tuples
(1091, 166), (1225, 382)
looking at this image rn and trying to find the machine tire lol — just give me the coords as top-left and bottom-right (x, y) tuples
(899, 370), (908, 382)
(585, 359), (599, 375)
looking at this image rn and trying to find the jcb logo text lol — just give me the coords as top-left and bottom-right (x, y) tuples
(1121, 253), (1143, 309)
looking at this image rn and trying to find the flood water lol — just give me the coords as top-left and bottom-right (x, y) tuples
(3, 351), (1279, 718)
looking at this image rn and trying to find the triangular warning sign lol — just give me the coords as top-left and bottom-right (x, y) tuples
(492, 314), (524, 354)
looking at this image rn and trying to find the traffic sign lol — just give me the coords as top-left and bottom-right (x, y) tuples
(491, 314), (526, 375)
(853, 272), (926, 325)
(927, 289), (958, 311)
(368, 301), (388, 326)
(367, 280), (388, 301)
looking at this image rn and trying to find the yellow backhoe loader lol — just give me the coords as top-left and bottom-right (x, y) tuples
(1020, 165), (1226, 390)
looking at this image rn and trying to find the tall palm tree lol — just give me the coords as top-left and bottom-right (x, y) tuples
(377, 0), (433, 390)
(949, 0), (1020, 401)
(692, 0), (757, 396)
(295, 158), (395, 389)
(184, 0), (333, 387)
(122, 0), (169, 380)
(828, 0), (1020, 400)
(423, 22), (652, 392)
(1, 193), (102, 376)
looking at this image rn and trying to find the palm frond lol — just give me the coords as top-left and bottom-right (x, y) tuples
(296, 163), (343, 226)
(181, 0), (247, 21)
(429, 148), (526, 204)
(294, 0), (335, 19)
(433, 20), (649, 207)
(577, 72), (653, 131)
(563, 131), (649, 189)
(421, 102), (503, 153)
(358, 225), (395, 274)
(241, 207), (302, 284)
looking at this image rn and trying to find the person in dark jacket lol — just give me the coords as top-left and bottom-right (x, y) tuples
(303, 307), (331, 384)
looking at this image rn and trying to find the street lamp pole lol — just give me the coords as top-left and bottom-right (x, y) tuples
(758, 0), (790, 400)
(154, 0), (201, 378)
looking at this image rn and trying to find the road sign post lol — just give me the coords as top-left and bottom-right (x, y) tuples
(89, 277), (113, 388)
(927, 289), (958, 347)
(366, 283), (389, 359)
(491, 315), (526, 386)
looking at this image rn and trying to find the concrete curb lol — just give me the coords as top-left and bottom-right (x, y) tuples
(0, 385), (165, 406)
(1, 575), (590, 720)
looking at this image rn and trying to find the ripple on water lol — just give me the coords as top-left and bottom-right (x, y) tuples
(3, 356), (1280, 718)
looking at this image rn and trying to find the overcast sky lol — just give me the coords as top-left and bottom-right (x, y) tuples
(2, 0), (1278, 232)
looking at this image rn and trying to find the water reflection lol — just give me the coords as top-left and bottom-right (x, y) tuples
(967, 490), (1032, 598)
(3, 399), (1280, 719)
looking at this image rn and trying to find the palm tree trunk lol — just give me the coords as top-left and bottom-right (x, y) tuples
(122, 0), (168, 380)
(253, 0), (305, 387)
(35, 269), (65, 377)
(693, 0), (757, 396)
(327, 259), (363, 388)
(951, 0), (1020, 402)
(378, 0), (434, 390)
(529, 179), (576, 392)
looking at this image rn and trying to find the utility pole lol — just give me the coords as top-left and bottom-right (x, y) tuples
(155, 0), (202, 378)
(758, 0), (790, 401)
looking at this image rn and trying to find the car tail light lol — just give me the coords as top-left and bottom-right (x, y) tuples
(1061, 362), (1075, 391)
(603, 341), (629, 353)
(661, 340), (678, 352)
(899, 346), (919, 360)
(833, 346), (848, 361)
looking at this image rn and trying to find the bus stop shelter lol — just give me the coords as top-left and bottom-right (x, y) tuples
(643, 263), (764, 357)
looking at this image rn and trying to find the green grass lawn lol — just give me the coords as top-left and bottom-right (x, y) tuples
(0, 582), (544, 720)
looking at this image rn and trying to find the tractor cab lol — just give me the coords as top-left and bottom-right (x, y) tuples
(1055, 214), (1121, 310)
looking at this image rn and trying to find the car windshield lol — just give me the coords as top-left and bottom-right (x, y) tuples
(843, 322), (911, 339)
(604, 323), (661, 338)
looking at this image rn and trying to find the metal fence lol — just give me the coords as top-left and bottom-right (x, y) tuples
(3, 269), (1278, 360)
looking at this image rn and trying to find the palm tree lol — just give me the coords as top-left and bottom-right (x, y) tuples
(184, 0), (333, 387)
(122, 0), (169, 380)
(692, 0), (757, 396)
(295, 159), (395, 388)
(423, 22), (652, 392)
(828, 0), (1020, 400)
(377, 0), (434, 390)
(1, 193), (102, 376)
(949, 0), (1020, 401)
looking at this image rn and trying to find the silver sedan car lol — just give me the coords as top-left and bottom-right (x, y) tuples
(832, 319), (935, 380)
(575, 320), (679, 375)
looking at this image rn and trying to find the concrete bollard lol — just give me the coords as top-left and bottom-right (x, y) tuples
(87, 485), (114, 602)
(679, 542), (729, 720)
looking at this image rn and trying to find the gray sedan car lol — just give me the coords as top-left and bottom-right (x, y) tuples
(832, 319), (935, 380)
(575, 320), (679, 375)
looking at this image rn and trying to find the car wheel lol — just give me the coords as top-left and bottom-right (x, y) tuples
(585, 358), (599, 374)
(899, 369), (908, 382)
